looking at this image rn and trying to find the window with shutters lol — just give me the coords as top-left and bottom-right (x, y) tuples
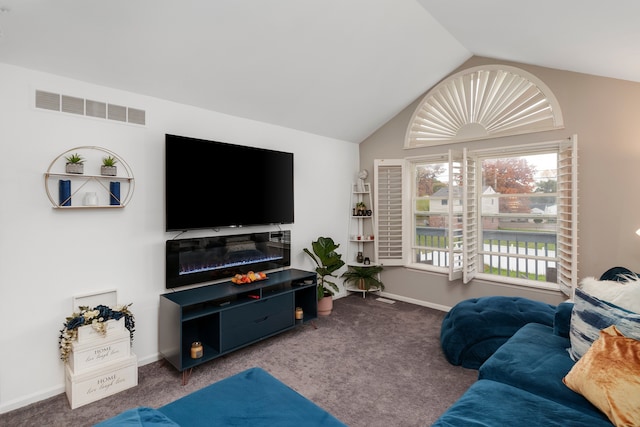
(374, 137), (578, 294)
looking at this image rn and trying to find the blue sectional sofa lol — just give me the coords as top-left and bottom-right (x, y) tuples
(434, 300), (614, 426)
(95, 367), (347, 427)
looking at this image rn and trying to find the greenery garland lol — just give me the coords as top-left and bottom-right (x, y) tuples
(58, 304), (135, 363)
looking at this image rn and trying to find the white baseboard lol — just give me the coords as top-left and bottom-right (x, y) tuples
(0, 353), (162, 414)
(0, 384), (64, 414)
(378, 291), (452, 312)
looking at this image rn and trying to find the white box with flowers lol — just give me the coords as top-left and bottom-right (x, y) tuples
(69, 329), (131, 373)
(65, 353), (138, 409)
(76, 317), (126, 343)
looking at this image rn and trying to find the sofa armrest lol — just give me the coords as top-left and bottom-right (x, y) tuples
(553, 301), (574, 337)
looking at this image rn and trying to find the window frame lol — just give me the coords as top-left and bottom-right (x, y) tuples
(374, 136), (578, 295)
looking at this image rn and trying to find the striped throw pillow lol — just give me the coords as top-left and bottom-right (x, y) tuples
(568, 287), (640, 361)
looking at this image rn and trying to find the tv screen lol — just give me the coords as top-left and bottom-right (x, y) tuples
(165, 134), (294, 231)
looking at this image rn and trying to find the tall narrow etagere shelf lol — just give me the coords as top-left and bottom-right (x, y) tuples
(346, 182), (381, 297)
(44, 146), (134, 209)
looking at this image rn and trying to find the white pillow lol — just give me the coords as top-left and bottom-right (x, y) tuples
(579, 276), (640, 313)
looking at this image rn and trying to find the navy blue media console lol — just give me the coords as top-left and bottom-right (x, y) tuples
(159, 269), (317, 379)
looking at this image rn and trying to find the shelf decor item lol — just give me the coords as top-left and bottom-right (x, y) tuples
(65, 153), (85, 174)
(59, 303), (135, 363)
(101, 156), (118, 176)
(110, 181), (120, 205)
(58, 179), (71, 206)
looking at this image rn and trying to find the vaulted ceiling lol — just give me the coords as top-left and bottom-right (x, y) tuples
(1, 0), (639, 143)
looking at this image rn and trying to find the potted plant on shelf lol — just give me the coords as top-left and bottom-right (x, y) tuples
(65, 153), (85, 174)
(304, 236), (345, 316)
(101, 155), (118, 176)
(341, 265), (385, 291)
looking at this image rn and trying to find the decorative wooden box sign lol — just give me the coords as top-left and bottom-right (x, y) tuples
(69, 329), (131, 373)
(76, 318), (125, 343)
(65, 354), (138, 409)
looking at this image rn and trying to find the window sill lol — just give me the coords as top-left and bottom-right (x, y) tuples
(405, 264), (563, 293)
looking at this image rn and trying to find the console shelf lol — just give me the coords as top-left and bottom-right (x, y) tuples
(159, 269), (317, 376)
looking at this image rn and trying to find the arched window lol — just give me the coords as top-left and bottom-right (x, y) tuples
(405, 65), (564, 148)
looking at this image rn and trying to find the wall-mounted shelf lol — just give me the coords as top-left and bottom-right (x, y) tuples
(44, 146), (134, 208)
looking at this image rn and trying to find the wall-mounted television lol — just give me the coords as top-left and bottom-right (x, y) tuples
(165, 134), (294, 231)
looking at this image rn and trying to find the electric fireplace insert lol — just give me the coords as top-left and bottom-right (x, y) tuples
(165, 231), (291, 289)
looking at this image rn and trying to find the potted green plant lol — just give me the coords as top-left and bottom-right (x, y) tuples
(101, 155), (118, 176)
(304, 236), (345, 315)
(65, 153), (85, 174)
(341, 265), (384, 291)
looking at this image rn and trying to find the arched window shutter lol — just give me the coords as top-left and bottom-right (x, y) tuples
(405, 65), (564, 148)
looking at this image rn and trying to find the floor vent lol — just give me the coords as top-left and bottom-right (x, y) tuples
(35, 89), (146, 126)
(376, 297), (396, 304)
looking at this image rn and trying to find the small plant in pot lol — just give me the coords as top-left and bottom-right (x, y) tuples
(101, 156), (118, 176)
(65, 153), (85, 174)
(341, 265), (384, 291)
(304, 236), (345, 315)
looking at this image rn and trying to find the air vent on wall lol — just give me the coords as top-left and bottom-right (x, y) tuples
(35, 90), (146, 126)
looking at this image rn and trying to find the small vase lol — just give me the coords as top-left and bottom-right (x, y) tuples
(357, 252), (364, 263)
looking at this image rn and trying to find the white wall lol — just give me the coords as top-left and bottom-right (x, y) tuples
(0, 63), (359, 413)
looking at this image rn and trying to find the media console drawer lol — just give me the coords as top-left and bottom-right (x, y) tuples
(221, 294), (293, 351)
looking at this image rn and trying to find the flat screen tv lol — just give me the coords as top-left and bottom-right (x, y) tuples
(165, 134), (294, 231)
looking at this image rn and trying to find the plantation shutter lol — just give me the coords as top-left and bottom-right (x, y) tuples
(448, 150), (464, 281)
(374, 159), (405, 266)
(462, 148), (478, 284)
(556, 135), (579, 297)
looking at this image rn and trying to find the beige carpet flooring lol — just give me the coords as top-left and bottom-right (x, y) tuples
(0, 294), (478, 427)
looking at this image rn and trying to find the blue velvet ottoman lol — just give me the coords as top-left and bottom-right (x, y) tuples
(440, 296), (556, 369)
(95, 367), (347, 427)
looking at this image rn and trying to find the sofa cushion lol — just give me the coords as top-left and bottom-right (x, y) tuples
(580, 276), (640, 313)
(432, 379), (613, 427)
(569, 287), (640, 361)
(478, 323), (610, 422)
(553, 301), (574, 338)
(564, 325), (640, 427)
(440, 296), (555, 369)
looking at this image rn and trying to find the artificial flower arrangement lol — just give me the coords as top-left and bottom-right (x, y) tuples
(59, 304), (135, 363)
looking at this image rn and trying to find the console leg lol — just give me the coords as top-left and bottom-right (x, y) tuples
(182, 368), (193, 386)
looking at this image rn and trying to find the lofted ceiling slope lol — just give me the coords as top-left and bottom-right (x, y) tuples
(0, 1), (639, 143)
